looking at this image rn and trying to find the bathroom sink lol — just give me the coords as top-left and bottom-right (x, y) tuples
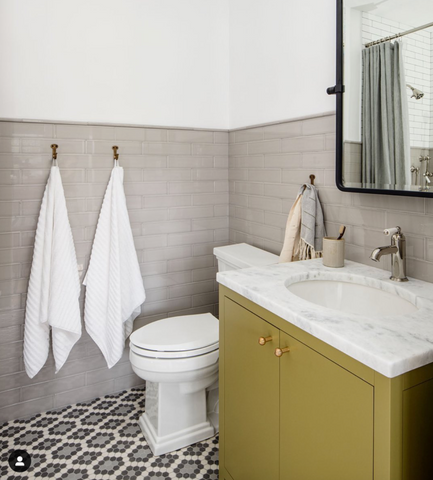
(286, 279), (418, 317)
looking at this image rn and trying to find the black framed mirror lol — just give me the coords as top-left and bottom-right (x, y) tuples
(332, 0), (433, 198)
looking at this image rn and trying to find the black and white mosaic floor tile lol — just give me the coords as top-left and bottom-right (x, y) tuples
(0, 388), (219, 480)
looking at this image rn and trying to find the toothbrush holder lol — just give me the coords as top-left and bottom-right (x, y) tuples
(322, 237), (345, 268)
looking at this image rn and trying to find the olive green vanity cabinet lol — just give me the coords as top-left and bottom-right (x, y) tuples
(279, 331), (373, 480)
(224, 297), (279, 480)
(219, 285), (433, 480)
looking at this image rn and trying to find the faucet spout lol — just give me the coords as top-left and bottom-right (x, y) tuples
(369, 227), (408, 282)
(370, 245), (398, 262)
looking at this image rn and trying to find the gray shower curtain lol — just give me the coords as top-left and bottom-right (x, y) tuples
(362, 41), (410, 189)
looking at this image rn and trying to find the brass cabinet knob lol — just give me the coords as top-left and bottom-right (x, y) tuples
(275, 347), (290, 357)
(258, 336), (273, 346)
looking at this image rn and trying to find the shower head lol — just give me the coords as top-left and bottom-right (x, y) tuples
(407, 84), (424, 100)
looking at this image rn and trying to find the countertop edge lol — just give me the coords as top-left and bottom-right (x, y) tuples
(217, 261), (433, 379)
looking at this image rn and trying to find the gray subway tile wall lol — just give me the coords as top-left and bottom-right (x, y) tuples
(0, 121), (228, 423)
(2, 112), (433, 424)
(228, 113), (433, 283)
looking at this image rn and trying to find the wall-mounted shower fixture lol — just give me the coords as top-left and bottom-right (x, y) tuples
(410, 165), (420, 186)
(424, 171), (433, 186)
(420, 155), (430, 168)
(419, 155), (431, 191)
(407, 84), (424, 100)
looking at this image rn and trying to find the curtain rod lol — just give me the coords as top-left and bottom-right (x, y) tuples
(365, 20), (433, 48)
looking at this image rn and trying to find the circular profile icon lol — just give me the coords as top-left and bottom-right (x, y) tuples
(8, 450), (31, 472)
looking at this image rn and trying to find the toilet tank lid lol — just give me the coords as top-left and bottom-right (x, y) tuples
(130, 313), (219, 352)
(213, 243), (279, 269)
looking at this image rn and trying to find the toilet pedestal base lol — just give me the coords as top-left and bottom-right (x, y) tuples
(139, 381), (216, 455)
(139, 412), (215, 456)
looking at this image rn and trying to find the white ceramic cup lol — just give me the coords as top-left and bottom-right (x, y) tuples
(322, 237), (345, 268)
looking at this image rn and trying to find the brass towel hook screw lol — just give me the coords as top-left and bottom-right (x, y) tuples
(51, 144), (58, 160)
(112, 146), (119, 161)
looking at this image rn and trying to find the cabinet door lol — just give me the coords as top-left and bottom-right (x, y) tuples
(224, 299), (280, 480)
(403, 378), (433, 480)
(279, 332), (374, 480)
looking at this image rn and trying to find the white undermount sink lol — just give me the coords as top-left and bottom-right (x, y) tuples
(287, 279), (419, 317)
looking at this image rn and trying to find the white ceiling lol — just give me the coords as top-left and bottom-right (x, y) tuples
(347, 0), (433, 27)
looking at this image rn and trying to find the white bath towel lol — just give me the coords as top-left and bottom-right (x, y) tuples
(83, 165), (145, 369)
(24, 166), (82, 378)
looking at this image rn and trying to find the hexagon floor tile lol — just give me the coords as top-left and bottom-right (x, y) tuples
(0, 388), (219, 480)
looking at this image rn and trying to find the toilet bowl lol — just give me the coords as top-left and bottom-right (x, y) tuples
(130, 313), (219, 455)
(130, 243), (279, 455)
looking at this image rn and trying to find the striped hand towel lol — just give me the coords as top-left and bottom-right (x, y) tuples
(279, 184), (326, 262)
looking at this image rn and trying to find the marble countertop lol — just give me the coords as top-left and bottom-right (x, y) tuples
(217, 259), (433, 378)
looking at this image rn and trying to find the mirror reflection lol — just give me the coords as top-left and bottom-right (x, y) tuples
(343, 0), (433, 192)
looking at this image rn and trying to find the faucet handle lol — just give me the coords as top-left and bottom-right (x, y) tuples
(383, 226), (401, 237)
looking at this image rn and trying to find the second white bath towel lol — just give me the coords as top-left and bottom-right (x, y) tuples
(84, 165), (146, 368)
(24, 166), (82, 378)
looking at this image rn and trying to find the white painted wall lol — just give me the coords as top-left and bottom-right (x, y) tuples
(228, 0), (336, 129)
(0, 0), (338, 130)
(0, 0), (230, 129)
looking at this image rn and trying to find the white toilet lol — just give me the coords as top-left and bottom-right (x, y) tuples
(129, 243), (279, 455)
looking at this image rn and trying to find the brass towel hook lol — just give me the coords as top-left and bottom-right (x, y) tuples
(51, 144), (58, 160)
(112, 146), (119, 161)
(302, 174), (316, 193)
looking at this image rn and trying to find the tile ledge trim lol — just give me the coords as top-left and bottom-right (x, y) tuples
(0, 118), (229, 133)
(0, 110), (336, 133)
(229, 110), (336, 132)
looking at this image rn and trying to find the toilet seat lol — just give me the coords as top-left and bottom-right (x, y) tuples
(130, 349), (219, 377)
(130, 341), (219, 359)
(129, 313), (219, 359)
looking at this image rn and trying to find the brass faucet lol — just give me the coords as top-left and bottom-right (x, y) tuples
(370, 227), (408, 282)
